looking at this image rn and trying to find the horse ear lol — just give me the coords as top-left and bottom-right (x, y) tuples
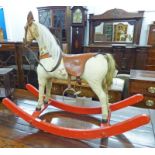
(27, 11), (34, 25)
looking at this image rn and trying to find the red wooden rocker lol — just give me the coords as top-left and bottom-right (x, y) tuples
(2, 84), (150, 139)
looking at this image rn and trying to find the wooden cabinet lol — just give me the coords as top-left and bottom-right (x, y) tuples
(0, 68), (15, 97)
(112, 46), (136, 73)
(37, 6), (71, 52)
(129, 69), (155, 109)
(0, 41), (39, 88)
(18, 43), (39, 88)
(51, 79), (122, 103)
(0, 42), (18, 87)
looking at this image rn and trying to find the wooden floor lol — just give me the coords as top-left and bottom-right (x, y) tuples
(0, 89), (155, 148)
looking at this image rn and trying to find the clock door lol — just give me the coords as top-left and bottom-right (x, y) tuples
(72, 27), (84, 54)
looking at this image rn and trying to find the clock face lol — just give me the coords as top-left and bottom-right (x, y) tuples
(73, 8), (83, 23)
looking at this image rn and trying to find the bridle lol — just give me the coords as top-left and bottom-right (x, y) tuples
(23, 22), (62, 73)
(23, 22), (34, 46)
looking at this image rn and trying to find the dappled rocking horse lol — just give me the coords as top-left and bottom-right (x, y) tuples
(24, 11), (116, 124)
(2, 11), (150, 139)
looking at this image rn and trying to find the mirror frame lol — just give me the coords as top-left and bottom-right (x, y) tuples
(89, 8), (144, 45)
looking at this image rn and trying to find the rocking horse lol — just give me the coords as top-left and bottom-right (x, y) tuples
(23, 11), (116, 125)
(2, 11), (150, 139)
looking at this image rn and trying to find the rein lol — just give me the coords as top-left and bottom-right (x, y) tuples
(24, 45), (62, 73)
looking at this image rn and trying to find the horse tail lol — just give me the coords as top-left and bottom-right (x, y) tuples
(103, 53), (116, 91)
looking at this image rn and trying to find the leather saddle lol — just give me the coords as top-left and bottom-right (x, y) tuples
(62, 53), (98, 77)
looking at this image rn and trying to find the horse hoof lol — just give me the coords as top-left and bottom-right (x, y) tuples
(36, 107), (41, 111)
(101, 119), (108, 123)
(100, 119), (109, 128)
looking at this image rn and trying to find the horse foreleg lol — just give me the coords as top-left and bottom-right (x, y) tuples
(44, 79), (52, 103)
(37, 79), (46, 110)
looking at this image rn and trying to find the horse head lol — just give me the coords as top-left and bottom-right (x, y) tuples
(23, 11), (39, 46)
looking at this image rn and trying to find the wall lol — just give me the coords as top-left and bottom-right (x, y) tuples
(140, 11), (155, 45)
(1, 1), (38, 41)
(0, 0), (155, 45)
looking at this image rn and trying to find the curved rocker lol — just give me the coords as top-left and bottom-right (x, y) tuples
(2, 98), (150, 139)
(26, 84), (145, 116)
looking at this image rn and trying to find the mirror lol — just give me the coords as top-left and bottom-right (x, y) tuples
(94, 21), (135, 43)
(89, 9), (144, 45)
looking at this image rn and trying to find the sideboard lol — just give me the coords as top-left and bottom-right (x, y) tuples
(0, 41), (39, 88)
(84, 44), (150, 74)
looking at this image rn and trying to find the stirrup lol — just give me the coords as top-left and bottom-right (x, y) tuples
(62, 87), (81, 103)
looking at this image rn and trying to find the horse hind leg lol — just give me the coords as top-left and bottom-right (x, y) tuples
(88, 80), (110, 124)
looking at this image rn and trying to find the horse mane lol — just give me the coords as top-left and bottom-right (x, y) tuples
(33, 22), (62, 57)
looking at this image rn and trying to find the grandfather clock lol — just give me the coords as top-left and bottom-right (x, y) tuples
(71, 6), (87, 54)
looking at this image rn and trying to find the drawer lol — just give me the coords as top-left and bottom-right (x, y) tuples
(129, 80), (155, 96)
(0, 43), (15, 51)
(148, 58), (155, 65)
(132, 95), (155, 109)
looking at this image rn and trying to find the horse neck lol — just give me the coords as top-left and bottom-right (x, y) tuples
(35, 23), (61, 57)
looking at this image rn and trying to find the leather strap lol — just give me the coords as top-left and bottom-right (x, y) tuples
(68, 74), (72, 88)
(39, 53), (52, 60)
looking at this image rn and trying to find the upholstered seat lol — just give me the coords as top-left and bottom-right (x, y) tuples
(110, 78), (125, 92)
(113, 74), (130, 98)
